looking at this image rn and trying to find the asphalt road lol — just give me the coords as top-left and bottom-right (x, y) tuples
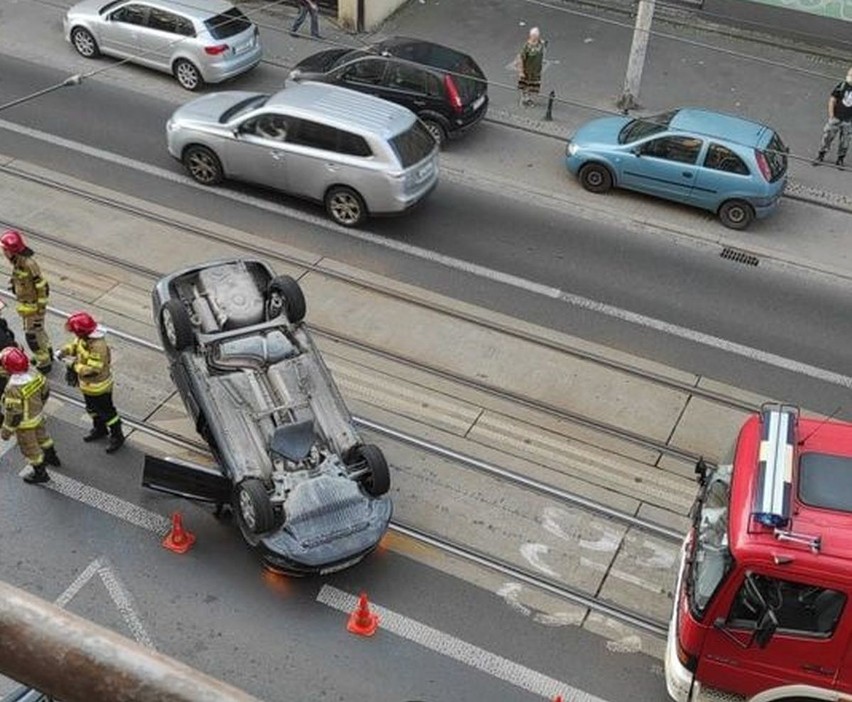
(2, 55), (852, 417)
(0, 418), (665, 702)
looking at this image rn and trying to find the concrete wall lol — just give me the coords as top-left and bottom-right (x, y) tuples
(337, 0), (409, 31)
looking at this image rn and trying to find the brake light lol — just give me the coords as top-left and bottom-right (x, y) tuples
(204, 44), (229, 55)
(755, 149), (772, 181)
(444, 75), (463, 114)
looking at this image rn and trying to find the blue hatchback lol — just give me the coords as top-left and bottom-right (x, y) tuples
(565, 108), (788, 229)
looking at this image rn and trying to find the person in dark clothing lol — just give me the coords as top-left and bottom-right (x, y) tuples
(815, 66), (852, 167)
(517, 27), (547, 107)
(0, 310), (19, 399)
(290, 0), (322, 39)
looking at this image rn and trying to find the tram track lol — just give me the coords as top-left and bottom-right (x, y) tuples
(46, 383), (671, 638)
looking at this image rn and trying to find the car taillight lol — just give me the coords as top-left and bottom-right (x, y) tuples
(755, 149), (772, 181)
(204, 44), (229, 55)
(444, 75), (463, 114)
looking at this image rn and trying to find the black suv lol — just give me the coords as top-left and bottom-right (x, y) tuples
(289, 37), (488, 147)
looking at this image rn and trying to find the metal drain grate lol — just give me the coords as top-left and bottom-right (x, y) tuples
(720, 247), (759, 266)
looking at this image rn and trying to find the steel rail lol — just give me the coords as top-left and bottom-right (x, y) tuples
(0, 163), (758, 415)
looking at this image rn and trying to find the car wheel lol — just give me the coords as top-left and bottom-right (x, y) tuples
(183, 145), (223, 186)
(421, 119), (446, 147)
(718, 199), (755, 230)
(325, 186), (367, 228)
(235, 478), (276, 535)
(578, 163), (613, 194)
(349, 444), (390, 497)
(71, 27), (100, 58)
(159, 299), (195, 352)
(267, 275), (306, 324)
(173, 59), (204, 91)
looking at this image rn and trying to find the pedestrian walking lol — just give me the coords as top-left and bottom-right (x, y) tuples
(0, 230), (53, 374)
(290, 0), (322, 39)
(0, 347), (60, 484)
(56, 311), (125, 454)
(517, 27), (547, 107)
(814, 66), (852, 167)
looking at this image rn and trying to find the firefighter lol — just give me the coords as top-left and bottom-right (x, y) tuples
(0, 347), (60, 484)
(57, 311), (125, 453)
(0, 230), (53, 373)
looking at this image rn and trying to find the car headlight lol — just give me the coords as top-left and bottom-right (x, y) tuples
(566, 141), (578, 157)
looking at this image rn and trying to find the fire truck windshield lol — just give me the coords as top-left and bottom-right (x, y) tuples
(687, 463), (733, 615)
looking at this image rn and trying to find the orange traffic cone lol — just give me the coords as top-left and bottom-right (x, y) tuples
(346, 592), (379, 637)
(162, 512), (196, 554)
(553, 696), (564, 702)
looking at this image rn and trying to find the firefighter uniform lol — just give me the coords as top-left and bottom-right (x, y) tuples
(59, 313), (124, 454)
(1, 231), (52, 373)
(0, 349), (60, 484)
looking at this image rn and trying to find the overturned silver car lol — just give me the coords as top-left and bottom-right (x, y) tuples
(143, 259), (392, 574)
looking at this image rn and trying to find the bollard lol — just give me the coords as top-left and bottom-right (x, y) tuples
(544, 90), (556, 121)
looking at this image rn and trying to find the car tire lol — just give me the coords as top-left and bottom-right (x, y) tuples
(235, 478), (276, 535)
(159, 299), (195, 352)
(349, 444), (390, 497)
(718, 199), (755, 230)
(173, 59), (204, 91)
(70, 27), (100, 58)
(324, 186), (367, 228)
(421, 119), (447, 148)
(183, 145), (223, 186)
(578, 163), (613, 194)
(267, 275), (306, 324)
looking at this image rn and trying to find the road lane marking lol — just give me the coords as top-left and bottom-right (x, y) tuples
(316, 584), (609, 702)
(2, 117), (850, 389)
(30, 468), (172, 536)
(55, 556), (156, 649)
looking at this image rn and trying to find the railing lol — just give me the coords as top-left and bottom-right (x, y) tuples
(0, 580), (262, 702)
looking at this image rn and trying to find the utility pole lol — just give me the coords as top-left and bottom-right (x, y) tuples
(617, 0), (656, 113)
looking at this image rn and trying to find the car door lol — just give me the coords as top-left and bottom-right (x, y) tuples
(379, 61), (429, 115)
(333, 57), (389, 98)
(139, 6), (191, 70)
(221, 112), (291, 190)
(100, 3), (149, 59)
(691, 142), (752, 210)
(284, 118), (345, 200)
(696, 572), (850, 698)
(142, 454), (231, 504)
(620, 135), (702, 203)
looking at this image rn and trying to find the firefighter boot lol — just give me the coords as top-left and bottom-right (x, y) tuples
(23, 461), (50, 484)
(43, 445), (61, 467)
(83, 420), (108, 443)
(105, 421), (125, 454)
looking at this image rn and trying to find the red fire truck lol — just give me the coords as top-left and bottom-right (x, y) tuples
(666, 403), (852, 702)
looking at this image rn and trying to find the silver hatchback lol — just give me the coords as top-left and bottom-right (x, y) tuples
(166, 82), (440, 227)
(64, 0), (262, 91)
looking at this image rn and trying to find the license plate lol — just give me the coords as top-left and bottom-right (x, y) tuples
(234, 40), (251, 55)
(472, 94), (486, 111)
(415, 162), (433, 183)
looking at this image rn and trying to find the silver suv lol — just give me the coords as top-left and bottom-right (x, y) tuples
(166, 82), (440, 226)
(64, 0), (262, 91)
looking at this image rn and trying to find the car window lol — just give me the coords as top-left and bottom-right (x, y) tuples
(728, 574), (846, 637)
(243, 114), (291, 142)
(288, 119), (340, 152)
(425, 73), (443, 98)
(205, 8), (252, 39)
(338, 131), (372, 157)
(110, 4), (147, 25)
(703, 144), (750, 175)
(619, 110), (677, 144)
(146, 8), (182, 34)
(389, 121), (435, 167)
(640, 136), (702, 164)
(340, 58), (387, 86)
(384, 62), (425, 93)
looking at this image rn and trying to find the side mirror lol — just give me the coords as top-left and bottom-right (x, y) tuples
(754, 609), (778, 648)
(631, 146), (642, 157)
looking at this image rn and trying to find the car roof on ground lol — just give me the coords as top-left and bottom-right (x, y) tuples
(266, 82), (416, 137)
(670, 108), (771, 147)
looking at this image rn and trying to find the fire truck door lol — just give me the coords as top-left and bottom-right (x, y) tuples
(696, 574), (847, 697)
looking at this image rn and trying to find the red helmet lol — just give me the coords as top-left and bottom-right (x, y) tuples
(66, 311), (98, 337)
(0, 230), (26, 255)
(0, 347), (29, 374)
